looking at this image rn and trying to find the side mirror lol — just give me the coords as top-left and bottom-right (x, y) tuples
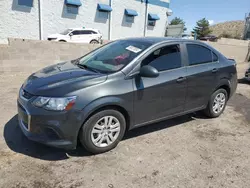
(69, 33), (73, 36)
(139, 65), (159, 78)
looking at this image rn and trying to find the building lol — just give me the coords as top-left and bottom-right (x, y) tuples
(0, 0), (172, 42)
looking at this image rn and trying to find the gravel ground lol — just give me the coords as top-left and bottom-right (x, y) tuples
(0, 63), (250, 188)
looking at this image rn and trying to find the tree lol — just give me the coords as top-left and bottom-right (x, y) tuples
(169, 17), (187, 31)
(193, 18), (212, 39)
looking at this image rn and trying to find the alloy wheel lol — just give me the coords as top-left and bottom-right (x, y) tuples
(91, 116), (121, 147)
(212, 93), (226, 114)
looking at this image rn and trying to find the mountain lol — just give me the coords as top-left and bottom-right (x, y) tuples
(210, 20), (245, 39)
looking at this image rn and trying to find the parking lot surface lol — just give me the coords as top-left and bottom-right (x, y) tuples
(0, 63), (250, 188)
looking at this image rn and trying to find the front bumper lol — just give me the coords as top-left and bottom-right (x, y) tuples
(17, 90), (84, 150)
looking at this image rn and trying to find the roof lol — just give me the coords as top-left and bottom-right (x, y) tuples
(121, 37), (197, 45)
(68, 28), (98, 31)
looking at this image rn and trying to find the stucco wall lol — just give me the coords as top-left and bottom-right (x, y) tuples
(0, 0), (170, 42)
(112, 0), (146, 39)
(146, 0), (170, 37)
(0, 0), (39, 42)
(43, 0), (110, 40)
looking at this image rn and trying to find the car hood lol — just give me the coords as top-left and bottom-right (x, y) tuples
(22, 61), (107, 96)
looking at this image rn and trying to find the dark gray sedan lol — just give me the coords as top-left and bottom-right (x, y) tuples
(18, 37), (237, 154)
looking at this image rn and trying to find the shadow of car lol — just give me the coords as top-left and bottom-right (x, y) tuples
(3, 114), (196, 159)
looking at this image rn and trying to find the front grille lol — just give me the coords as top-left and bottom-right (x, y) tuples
(18, 102), (26, 112)
(21, 120), (29, 129)
(22, 89), (33, 99)
(18, 102), (29, 130)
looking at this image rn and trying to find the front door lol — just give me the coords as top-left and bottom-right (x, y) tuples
(133, 44), (187, 126)
(69, 30), (82, 43)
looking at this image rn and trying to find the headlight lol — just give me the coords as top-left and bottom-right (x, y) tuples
(32, 96), (77, 111)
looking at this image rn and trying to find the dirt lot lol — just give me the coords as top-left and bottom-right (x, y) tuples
(0, 62), (250, 188)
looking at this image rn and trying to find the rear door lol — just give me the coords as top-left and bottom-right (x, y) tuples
(79, 30), (94, 43)
(184, 43), (220, 111)
(133, 43), (187, 126)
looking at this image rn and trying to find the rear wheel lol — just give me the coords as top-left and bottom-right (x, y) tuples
(79, 109), (126, 154)
(204, 88), (228, 118)
(90, 40), (99, 44)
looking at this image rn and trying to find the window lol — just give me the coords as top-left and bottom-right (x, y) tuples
(80, 30), (93, 35)
(60, 29), (72, 35)
(91, 31), (98, 34)
(148, 20), (156, 26)
(187, 44), (212, 65)
(71, 30), (81, 35)
(212, 52), (218, 62)
(78, 40), (151, 73)
(142, 45), (182, 71)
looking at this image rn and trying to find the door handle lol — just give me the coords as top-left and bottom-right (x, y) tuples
(176, 77), (186, 83)
(212, 68), (218, 73)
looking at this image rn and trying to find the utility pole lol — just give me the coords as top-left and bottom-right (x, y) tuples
(38, 0), (43, 40)
(143, 0), (148, 37)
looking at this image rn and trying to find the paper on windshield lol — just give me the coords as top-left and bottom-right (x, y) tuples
(126, 46), (142, 53)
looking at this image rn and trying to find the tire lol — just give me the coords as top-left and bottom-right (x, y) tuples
(59, 40), (66, 42)
(90, 40), (99, 44)
(204, 88), (228, 118)
(79, 109), (126, 154)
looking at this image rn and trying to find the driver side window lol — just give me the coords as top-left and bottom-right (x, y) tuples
(71, 30), (81, 35)
(141, 44), (182, 71)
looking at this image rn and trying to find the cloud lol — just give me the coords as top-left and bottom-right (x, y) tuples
(208, 20), (214, 25)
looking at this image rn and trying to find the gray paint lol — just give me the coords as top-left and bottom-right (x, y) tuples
(18, 38), (237, 150)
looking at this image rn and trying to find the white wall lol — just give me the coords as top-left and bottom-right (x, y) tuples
(42, 0), (110, 40)
(0, 0), (39, 42)
(112, 0), (146, 40)
(0, 0), (170, 42)
(146, 0), (170, 37)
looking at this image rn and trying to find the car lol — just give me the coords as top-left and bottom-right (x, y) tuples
(17, 37), (238, 154)
(47, 28), (102, 44)
(181, 34), (194, 40)
(200, 35), (218, 42)
(245, 67), (250, 81)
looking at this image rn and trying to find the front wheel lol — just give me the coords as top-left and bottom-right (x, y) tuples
(204, 88), (228, 118)
(79, 109), (126, 154)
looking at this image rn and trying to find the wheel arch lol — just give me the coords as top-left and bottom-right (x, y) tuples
(215, 79), (231, 98)
(77, 97), (132, 138)
(90, 39), (99, 44)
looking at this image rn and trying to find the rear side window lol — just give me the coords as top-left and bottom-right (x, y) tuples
(142, 45), (182, 71)
(80, 30), (92, 34)
(91, 30), (98, 34)
(187, 44), (212, 65)
(212, 52), (218, 62)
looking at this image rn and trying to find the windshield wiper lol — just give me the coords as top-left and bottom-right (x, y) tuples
(77, 63), (100, 73)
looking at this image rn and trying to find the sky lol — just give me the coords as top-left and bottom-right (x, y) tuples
(169, 0), (250, 32)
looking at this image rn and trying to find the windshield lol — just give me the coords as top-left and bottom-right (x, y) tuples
(60, 29), (72, 35)
(77, 40), (151, 73)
